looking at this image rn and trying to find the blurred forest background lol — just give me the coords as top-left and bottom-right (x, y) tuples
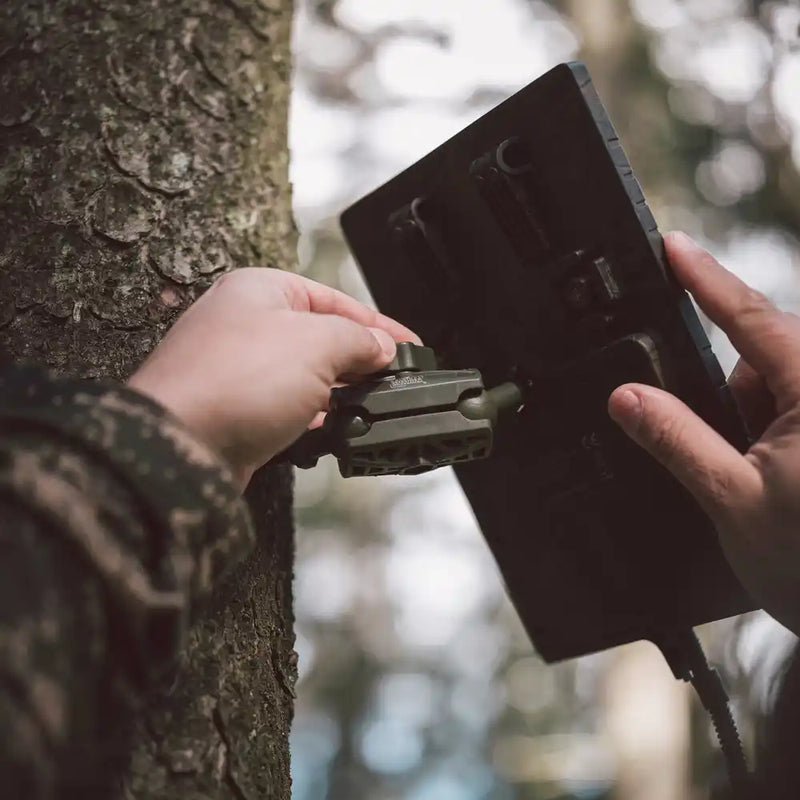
(287, 1), (800, 798)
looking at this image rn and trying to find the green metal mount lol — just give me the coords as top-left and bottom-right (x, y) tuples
(278, 343), (521, 477)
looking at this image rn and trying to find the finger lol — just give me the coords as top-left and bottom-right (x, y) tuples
(727, 358), (776, 438)
(278, 271), (422, 345)
(608, 383), (762, 523)
(301, 313), (397, 380)
(664, 232), (800, 403)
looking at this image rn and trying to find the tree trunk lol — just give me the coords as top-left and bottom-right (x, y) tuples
(0, 2), (297, 798)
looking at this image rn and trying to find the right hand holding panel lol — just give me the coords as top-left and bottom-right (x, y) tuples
(609, 231), (800, 636)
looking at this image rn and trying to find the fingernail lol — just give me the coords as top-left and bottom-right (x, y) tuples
(609, 388), (642, 433)
(368, 327), (396, 361)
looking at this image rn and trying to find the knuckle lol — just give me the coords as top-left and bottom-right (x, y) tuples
(738, 286), (774, 318)
(211, 267), (255, 294)
(695, 465), (733, 509)
(782, 310), (800, 335)
(648, 411), (733, 508)
(696, 248), (724, 272)
(648, 411), (684, 462)
(210, 267), (290, 309)
(212, 267), (281, 291)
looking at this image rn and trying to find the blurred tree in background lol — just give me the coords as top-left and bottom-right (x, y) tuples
(288, 2), (800, 798)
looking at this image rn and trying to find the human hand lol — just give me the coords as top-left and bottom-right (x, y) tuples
(128, 268), (420, 489)
(608, 231), (800, 635)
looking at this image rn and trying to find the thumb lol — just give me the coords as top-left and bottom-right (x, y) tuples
(608, 384), (760, 522)
(306, 314), (397, 381)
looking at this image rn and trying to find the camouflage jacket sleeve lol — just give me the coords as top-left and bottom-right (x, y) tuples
(0, 364), (255, 799)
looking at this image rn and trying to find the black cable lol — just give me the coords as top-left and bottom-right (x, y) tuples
(655, 629), (751, 799)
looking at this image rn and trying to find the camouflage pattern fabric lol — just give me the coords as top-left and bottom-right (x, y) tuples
(0, 364), (254, 798)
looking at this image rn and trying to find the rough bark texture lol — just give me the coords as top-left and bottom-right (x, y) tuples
(0, 2), (297, 797)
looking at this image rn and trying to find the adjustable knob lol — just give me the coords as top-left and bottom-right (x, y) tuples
(374, 342), (438, 376)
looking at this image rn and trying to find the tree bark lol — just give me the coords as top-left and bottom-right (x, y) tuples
(0, 2), (297, 798)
